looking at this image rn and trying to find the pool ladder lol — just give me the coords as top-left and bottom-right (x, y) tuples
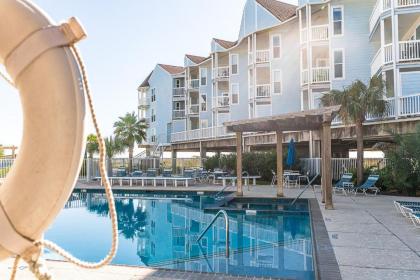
(197, 209), (230, 258)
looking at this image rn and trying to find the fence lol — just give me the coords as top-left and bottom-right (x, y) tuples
(300, 158), (387, 180)
(1, 157), (160, 182)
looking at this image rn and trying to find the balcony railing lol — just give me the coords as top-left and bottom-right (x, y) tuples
(384, 44), (393, 63)
(370, 0), (420, 33)
(256, 84), (271, 98)
(400, 93), (420, 116)
(188, 104), (199, 114)
(173, 87), (186, 98)
(399, 40), (420, 61)
(371, 48), (382, 76)
(189, 79), (199, 89)
(138, 98), (148, 107)
(312, 67), (330, 83)
(301, 69), (309, 85)
(213, 66), (229, 79)
(171, 126), (234, 142)
(213, 93), (230, 108)
(172, 109), (186, 119)
(311, 24), (329, 41)
(255, 49), (270, 63)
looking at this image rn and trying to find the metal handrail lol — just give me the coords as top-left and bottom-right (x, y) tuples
(197, 209), (230, 257)
(290, 174), (319, 206)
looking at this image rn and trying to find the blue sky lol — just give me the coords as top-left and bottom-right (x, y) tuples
(0, 0), (297, 147)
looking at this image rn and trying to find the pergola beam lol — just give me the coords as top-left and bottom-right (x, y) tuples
(236, 132), (243, 196)
(276, 131), (284, 197)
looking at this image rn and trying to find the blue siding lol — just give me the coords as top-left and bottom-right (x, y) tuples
(199, 63), (213, 126)
(401, 72), (420, 96)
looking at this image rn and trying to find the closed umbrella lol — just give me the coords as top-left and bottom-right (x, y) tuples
(286, 138), (296, 168)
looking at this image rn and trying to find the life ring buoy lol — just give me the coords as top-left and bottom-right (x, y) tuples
(0, 0), (86, 260)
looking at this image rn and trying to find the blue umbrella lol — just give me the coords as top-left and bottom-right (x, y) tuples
(286, 138), (296, 168)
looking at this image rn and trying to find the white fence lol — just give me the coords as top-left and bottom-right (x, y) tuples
(255, 49), (270, 63)
(213, 66), (229, 79)
(312, 67), (330, 83)
(171, 126), (233, 142)
(1, 158), (160, 182)
(311, 24), (329, 41)
(256, 84), (271, 98)
(300, 158), (387, 180)
(399, 40), (420, 61)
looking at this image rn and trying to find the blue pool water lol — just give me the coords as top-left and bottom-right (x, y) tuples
(45, 191), (315, 279)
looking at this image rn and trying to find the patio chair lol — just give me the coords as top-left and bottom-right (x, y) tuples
(131, 170), (143, 177)
(409, 212), (420, 229)
(270, 170), (277, 188)
(353, 175), (380, 196)
(400, 205), (420, 218)
(298, 171), (310, 188)
(146, 168), (157, 177)
(162, 169), (172, 177)
(284, 172), (299, 188)
(333, 173), (353, 195)
(394, 201), (420, 216)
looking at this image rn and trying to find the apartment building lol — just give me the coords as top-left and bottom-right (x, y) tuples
(138, 0), (420, 156)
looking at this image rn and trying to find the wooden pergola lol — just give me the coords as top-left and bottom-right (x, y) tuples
(224, 106), (341, 210)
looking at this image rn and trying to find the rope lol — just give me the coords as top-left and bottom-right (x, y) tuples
(7, 45), (119, 279)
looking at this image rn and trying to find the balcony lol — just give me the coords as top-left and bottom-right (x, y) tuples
(138, 98), (149, 108)
(371, 44), (393, 75)
(213, 93), (230, 108)
(171, 126), (234, 142)
(312, 67), (330, 83)
(172, 109), (186, 119)
(300, 25), (329, 42)
(301, 69), (309, 85)
(139, 117), (150, 124)
(370, 0), (420, 33)
(188, 104), (199, 114)
(213, 66), (229, 79)
(189, 79), (199, 90)
(255, 49), (270, 63)
(399, 40), (420, 61)
(256, 84), (271, 98)
(173, 87), (186, 98)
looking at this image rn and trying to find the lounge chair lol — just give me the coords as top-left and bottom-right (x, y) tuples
(394, 201), (420, 216)
(409, 212), (420, 228)
(400, 205), (420, 218)
(353, 175), (380, 196)
(162, 169), (172, 177)
(333, 173), (353, 195)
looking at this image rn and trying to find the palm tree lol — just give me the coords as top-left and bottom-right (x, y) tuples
(86, 134), (99, 159)
(114, 112), (147, 173)
(0, 146), (4, 158)
(321, 76), (388, 184)
(104, 136), (124, 176)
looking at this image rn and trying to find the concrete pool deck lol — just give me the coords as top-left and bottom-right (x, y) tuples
(1, 183), (420, 279)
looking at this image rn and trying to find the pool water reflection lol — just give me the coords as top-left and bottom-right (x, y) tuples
(45, 191), (315, 279)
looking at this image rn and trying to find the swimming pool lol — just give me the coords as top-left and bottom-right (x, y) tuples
(45, 191), (315, 279)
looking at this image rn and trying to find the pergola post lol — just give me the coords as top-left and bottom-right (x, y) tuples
(322, 121), (333, 210)
(276, 131), (284, 197)
(236, 132), (243, 196)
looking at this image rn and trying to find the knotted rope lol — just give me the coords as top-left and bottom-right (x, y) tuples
(3, 45), (119, 279)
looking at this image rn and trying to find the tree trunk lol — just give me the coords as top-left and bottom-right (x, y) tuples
(355, 120), (364, 185)
(128, 146), (134, 174)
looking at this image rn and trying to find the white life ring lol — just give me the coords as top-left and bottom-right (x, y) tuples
(0, 0), (86, 259)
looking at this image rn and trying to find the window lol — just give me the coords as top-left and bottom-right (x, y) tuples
(200, 94), (207, 112)
(272, 70), (282, 95)
(151, 88), (156, 102)
(230, 54), (239, 75)
(332, 7), (343, 36)
(271, 34), (281, 59)
(231, 83), (239, 104)
(151, 108), (156, 122)
(151, 128), (156, 143)
(175, 79), (181, 88)
(200, 68), (207, 86)
(174, 102), (181, 110)
(333, 49), (344, 79)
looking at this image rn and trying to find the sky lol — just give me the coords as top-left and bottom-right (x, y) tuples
(0, 0), (298, 150)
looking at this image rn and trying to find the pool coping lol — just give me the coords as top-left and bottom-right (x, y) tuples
(308, 198), (342, 280)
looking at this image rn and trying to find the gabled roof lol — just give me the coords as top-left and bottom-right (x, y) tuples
(256, 0), (297, 22)
(185, 54), (210, 64)
(158, 64), (185, 75)
(139, 71), (153, 88)
(213, 38), (238, 49)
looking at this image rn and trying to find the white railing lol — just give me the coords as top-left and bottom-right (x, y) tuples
(255, 49), (270, 63)
(0, 159), (14, 179)
(371, 48), (383, 76)
(188, 104), (199, 114)
(301, 69), (309, 85)
(170, 126), (234, 142)
(384, 44), (393, 63)
(172, 109), (186, 119)
(138, 98), (148, 107)
(189, 79), (199, 89)
(312, 67), (330, 83)
(213, 66), (229, 79)
(256, 84), (271, 98)
(399, 40), (420, 61)
(384, 0), (392, 9)
(300, 28), (308, 43)
(397, 0), (420, 7)
(173, 88), (186, 98)
(369, 0), (383, 33)
(311, 24), (329, 41)
(399, 93), (420, 116)
(213, 93), (230, 108)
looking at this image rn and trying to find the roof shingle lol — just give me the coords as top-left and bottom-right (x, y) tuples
(158, 64), (185, 75)
(213, 38), (238, 49)
(256, 0), (297, 22)
(139, 71), (153, 88)
(185, 54), (210, 64)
